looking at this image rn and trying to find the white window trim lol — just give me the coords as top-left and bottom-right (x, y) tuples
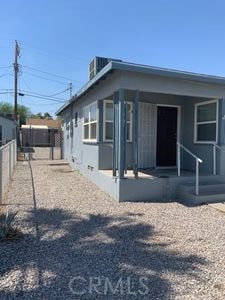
(103, 100), (133, 142)
(194, 99), (218, 144)
(83, 101), (97, 142)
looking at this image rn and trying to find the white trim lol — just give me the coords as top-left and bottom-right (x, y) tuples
(156, 104), (181, 167)
(103, 100), (133, 142)
(194, 99), (218, 144)
(82, 101), (98, 142)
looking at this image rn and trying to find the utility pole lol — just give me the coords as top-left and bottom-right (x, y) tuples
(14, 40), (20, 121)
(69, 81), (72, 99)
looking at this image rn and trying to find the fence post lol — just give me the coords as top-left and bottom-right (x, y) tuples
(0, 149), (2, 203)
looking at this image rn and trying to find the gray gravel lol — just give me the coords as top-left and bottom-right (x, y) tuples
(0, 160), (225, 299)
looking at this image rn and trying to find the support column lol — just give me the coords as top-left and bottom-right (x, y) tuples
(112, 92), (119, 177)
(133, 90), (139, 178)
(118, 89), (125, 179)
(0, 149), (2, 203)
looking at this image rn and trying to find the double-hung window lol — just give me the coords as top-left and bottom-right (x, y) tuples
(194, 100), (218, 143)
(103, 100), (133, 142)
(104, 101), (114, 140)
(83, 102), (97, 141)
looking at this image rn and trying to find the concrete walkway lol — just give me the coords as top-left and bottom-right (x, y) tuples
(0, 160), (225, 299)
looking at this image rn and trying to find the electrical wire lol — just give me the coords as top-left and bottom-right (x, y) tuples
(18, 93), (65, 103)
(0, 66), (12, 69)
(22, 71), (71, 85)
(19, 43), (88, 63)
(23, 65), (84, 84)
(18, 89), (67, 101)
(0, 89), (66, 102)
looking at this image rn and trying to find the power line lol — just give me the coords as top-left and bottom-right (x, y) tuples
(0, 89), (66, 102)
(18, 93), (65, 103)
(0, 72), (13, 78)
(19, 89), (67, 101)
(20, 75), (33, 91)
(0, 66), (12, 69)
(22, 71), (71, 85)
(48, 88), (69, 97)
(19, 43), (88, 63)
(23, 101), (60, 106)
(22, 65), (84, 84)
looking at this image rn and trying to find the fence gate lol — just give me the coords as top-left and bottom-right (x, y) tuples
(21, 128), (63, 160)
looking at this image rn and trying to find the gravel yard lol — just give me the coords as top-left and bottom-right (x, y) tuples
(0, 160), (225, 299)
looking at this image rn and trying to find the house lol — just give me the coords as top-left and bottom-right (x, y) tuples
(0, 114), (17, 146)
(56, 57), (225, 205)
(21, 118), (61, 147)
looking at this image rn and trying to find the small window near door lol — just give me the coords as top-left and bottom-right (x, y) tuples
(194, 100), (218, 143)
(103, 100), (133, 142)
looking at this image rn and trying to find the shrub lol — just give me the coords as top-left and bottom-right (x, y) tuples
(0, 211), (21, 241)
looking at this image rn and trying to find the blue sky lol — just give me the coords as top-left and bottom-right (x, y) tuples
(1, 0), (225, 117)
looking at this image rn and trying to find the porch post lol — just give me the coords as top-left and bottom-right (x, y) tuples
(133, 90), (139, 178)
(118, 88), (125, 179)
(112, 91), (119, 177)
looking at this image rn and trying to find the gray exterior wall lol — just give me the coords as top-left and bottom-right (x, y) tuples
(181, 98), (223, 174)
(60, 73), (123, 175)
(0, 117), (16, 143)
(58, 68), (225, 201)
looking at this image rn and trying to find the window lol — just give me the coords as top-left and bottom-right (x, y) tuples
(74, 112), (78, 127)
(83, 102), (97, 141)
(104, 101), (113, 140)
(66, 115), (70, 130)
(194, 100), (218, 143)
(103, 100), (133, 142)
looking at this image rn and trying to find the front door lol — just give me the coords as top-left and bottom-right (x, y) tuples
(156, 106), (178, 167)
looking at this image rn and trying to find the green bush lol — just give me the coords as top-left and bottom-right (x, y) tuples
(0, 211), (21, 241)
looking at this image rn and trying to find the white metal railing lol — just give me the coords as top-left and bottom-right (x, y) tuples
(177, 142), (203, 195)
(213, 143), (225, 175)
(0, 140), (17, 203)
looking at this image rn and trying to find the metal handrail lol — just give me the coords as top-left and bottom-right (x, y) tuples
(177, 142), (203, 195)
(213, 144), (225, 175)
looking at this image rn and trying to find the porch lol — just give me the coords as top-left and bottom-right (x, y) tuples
(100, 168), (213, 179)
(98, 87), (225, 203)
(99, 168), (223, 204)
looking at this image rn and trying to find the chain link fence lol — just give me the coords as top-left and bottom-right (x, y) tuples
(0, 139), (17, 203)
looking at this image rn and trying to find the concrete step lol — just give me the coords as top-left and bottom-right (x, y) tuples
(178, 181), (225, 205)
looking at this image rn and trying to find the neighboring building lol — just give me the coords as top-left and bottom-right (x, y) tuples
(0, 115), (16, 146)
(56, 57), (225, 204)
(26, 118), (61, 129)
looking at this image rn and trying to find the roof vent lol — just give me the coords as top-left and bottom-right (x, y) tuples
(89, 56), (122, 80)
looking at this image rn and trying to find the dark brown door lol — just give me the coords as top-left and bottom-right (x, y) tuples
(156, 106), (178, 167)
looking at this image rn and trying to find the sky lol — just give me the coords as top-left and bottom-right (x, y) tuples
(1, 0), (225, 117)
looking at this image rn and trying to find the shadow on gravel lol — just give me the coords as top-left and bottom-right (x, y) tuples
(0, 208), (208, 299)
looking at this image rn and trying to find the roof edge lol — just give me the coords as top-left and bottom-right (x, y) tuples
(56, 60), (225, 115)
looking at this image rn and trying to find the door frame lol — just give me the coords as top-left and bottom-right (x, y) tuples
(156, 104), (181, 168)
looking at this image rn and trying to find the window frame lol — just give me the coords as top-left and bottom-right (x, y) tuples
(103, 100), (133, 142)
(74, 112), (78, 127)
(194, 99), (218, 144)
(83, 101), (97, 142)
